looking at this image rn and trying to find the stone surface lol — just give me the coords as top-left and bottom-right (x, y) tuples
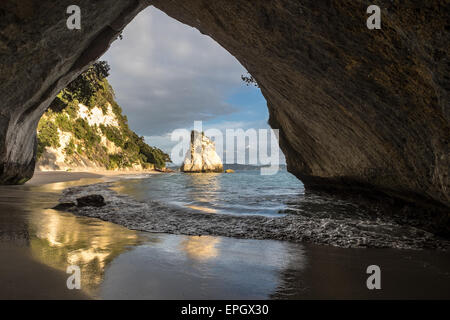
(150, 0), (449, 212)
(76, 194), (106, 207)
(0, 1), (448, 216)
(37, 102), (149, 172)
(181, 131), (224, 173)
(52, 202), (76, 211)
(0, 0), (146, 184)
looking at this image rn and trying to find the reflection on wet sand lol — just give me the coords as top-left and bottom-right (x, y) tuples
(0, 177), (146, 298)
(1, 173), (449, 299)
(271, 244), (450, 299)
(29, 208), (143, 296)
(180, 236), (220, 261)
(99, 235), (304, 299)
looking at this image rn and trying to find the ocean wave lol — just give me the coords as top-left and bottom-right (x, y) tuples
(57, 182), (449, 250)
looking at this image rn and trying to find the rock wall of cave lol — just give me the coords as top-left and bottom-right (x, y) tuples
(0, 0), (146, 183)
(0, 1), (448, 212)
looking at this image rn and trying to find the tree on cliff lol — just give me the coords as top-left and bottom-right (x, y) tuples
(39, 60), (171, 170)
(135, 135), (171, 169)
(241, 72), (258, 87)
(62, 60), (110, 105)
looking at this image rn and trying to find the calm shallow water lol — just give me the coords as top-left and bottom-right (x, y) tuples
(70, 171), (447, 249)
(0, 174), (449, 299)
(112, 170), (304, 216)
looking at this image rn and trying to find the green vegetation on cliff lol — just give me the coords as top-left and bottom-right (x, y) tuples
(37, 61), (170, 170)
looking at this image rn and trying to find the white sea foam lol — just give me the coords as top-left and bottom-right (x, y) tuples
(57, 182), (449, 250)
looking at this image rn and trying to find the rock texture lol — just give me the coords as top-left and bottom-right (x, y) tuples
(36, 101), (155, 172)
(150, 0), (450, 213)
(181, 131), (223, 173)
(0, 0), (146, 183)
(38, 104), (119, 171)
(76, 194), (106, 208)
(0, 1), (448, 216)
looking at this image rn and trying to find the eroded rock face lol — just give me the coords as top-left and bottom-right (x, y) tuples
(0, 1), (448, 214)
(181, 131), (224, 173)
(150, 0), (449, 212)
(0, 0), (146, 183)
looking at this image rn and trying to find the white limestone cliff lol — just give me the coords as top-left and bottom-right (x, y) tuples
(181, 131), (223, 173)
(36, 103), (146, 172)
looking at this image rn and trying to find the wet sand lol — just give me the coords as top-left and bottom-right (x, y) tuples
(0, 246), (89, 299)
(0, 171), (449, 299)
(28, 169), (160, 185)
(60, 180), (449, 250)
(0, 172), (100, 299)
(27, 171), (103, 185)
(0, 170), (153, 299)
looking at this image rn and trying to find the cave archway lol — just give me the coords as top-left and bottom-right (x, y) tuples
(0, 0), (448, 213)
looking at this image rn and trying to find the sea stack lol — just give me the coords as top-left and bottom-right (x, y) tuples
(181, 131), (223, 173)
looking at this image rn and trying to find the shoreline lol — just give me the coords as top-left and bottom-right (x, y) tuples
(27, 169), (162, 186)
(25, 170), (450, 251)
(1, 170), (449, 299)
(57, 181), (450, 251)
(1, 170), (160, 299)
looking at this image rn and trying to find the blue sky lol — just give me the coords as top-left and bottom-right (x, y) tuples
(101, 6), (280, 163)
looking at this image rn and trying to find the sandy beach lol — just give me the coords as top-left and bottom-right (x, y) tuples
(0, 169), (159, 299)
(0, 170), (449, 299)
(0, 246), (89, 299)
(27, 169), (161, 185)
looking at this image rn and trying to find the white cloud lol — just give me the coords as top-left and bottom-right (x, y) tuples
(102, 7), (247, 137)
(100, 7), (286, 165)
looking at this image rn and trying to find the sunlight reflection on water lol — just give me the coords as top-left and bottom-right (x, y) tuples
(0, 177), (307, 299)
(1, 175), (449, 299)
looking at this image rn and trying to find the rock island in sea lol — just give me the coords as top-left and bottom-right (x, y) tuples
(180, 131), (223, 173)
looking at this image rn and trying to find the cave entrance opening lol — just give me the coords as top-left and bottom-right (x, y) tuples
(36, 6), (288, 178)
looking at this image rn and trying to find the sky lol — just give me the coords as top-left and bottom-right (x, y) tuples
(101, 7), (282, 164)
